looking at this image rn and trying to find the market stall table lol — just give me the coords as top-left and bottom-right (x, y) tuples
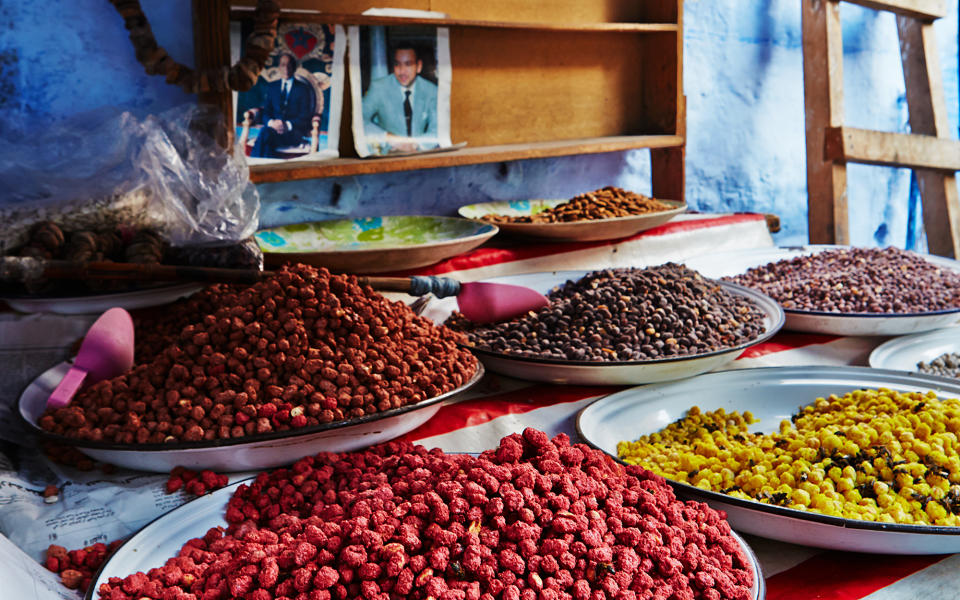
(1, 213), (951, 599)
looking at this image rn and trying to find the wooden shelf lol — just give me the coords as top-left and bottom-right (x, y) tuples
(199, 0), (686, 199)
(249, 135), (685, 183)
(231, 9), (679, 33)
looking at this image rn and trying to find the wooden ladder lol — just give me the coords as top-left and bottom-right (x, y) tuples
(802, 0), (960, 256)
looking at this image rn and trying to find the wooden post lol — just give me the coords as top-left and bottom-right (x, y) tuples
(802, 0), (848, 245)
(651, 1), (685, 204)
(193, 0), (234, 147)
(897, 16), (960, 257)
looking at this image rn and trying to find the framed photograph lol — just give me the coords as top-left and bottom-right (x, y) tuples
(232, 22), (346, 164)
(349, 25), (452, 157)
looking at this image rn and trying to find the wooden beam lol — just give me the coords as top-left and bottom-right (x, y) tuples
(823, 126), (960, 171)
(897, 16), (960, 257)
(193, 0), (233, 146)
(803, 0), (849, 244)
(840, 0), (946, 20)
(230, 10), (681, 33)
(651, 92), (686, 203)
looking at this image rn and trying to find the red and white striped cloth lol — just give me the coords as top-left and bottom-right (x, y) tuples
(394, 214), (953, 599)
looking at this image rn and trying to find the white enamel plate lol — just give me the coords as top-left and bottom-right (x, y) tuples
(1, 283), (204, 315)
(869, 326), (960, 376)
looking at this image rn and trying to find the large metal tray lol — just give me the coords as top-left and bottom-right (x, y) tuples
(20, 362), (482, 473)
(577, 365), (960, 554)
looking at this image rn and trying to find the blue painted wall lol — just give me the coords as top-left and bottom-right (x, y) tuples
(1, 1), (957, 250)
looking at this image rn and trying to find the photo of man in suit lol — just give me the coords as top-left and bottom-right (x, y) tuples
(361, 44), (438, 151)
(250, 53), (314, 158)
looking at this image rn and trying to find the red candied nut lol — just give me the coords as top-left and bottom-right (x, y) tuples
(310, 564), (338, 589)
(294, 541), (318, 566)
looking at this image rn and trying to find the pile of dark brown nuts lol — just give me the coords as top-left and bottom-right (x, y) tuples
(480, 187), (673, 224)
(447, 264), (767, 362)
(38, 264), (478, 444)
(96, 430), (755, 600)
(725, 246), (960, 313)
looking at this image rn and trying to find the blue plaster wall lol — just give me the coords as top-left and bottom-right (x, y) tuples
(1, 0), (957, 250)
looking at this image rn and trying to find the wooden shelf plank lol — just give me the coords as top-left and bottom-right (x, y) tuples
(838, 0), (945, 20)
(249, 135), (685, 183)
(230, 9), (679, 32)
(824, 126), (960, 171)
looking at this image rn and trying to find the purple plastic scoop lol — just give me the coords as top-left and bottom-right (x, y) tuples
(47, 307), (135, 410)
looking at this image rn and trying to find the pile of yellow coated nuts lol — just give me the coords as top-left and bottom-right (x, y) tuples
(618, 388), (960, 525)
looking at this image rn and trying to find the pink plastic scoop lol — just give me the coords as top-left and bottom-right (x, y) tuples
(360, 275), (551, 323)
(47, 307), (135, 410)
(455, 281), (551, 323)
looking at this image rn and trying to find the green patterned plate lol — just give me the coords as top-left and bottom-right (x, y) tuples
(256, 216), (498, 273)
(458, 199), (685, 241)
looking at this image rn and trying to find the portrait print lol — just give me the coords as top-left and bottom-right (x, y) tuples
(233, 22), (346, 164)
(349, 25), (452, 157)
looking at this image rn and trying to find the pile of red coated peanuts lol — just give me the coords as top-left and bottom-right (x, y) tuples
(96, 430), (753, 600)
(38, 265), (477, 445)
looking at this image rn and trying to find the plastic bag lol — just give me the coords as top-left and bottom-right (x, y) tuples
(0, 104), (259, 254)
(138, 105), (260, 247)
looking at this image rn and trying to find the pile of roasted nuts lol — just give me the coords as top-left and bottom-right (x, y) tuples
(448, 264), (767, 362)
(480, 187), (673, 224)
(38, 264), (478, 444)
(96, 429), (754, 600)
(726, 246), (960, 314)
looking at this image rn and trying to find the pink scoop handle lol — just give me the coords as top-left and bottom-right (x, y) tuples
(47, 366), (89, 410)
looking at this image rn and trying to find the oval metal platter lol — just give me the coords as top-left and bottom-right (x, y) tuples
(577, 365), (960, 554)
(20, 362), (483, 473)
(457, 199), (685, 242)
(421, 270), (784, 386)
(683, 245), (960, 336)
(0, 283), (205, 315)
(89, 475), (765, 600)
(870, 326), (960, 377)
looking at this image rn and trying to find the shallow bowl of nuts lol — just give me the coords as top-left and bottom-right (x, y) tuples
(869, 325), (960, 379)
(90, 431), (763, 600)
(424, 265), (784, 386)
(684, 245), (960, 336)
(19, 264), (482, 472)
(458, 187), (685, 242)
(578, 365), (960, 554)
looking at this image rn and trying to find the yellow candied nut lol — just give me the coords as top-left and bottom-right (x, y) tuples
(617, 389), (960, 527)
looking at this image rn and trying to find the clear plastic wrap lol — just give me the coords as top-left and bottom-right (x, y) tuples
(0, 104), (259, 255)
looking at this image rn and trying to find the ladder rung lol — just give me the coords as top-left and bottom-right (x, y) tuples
(838, 0), (946, 20)
(824, 126), (960, 171)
